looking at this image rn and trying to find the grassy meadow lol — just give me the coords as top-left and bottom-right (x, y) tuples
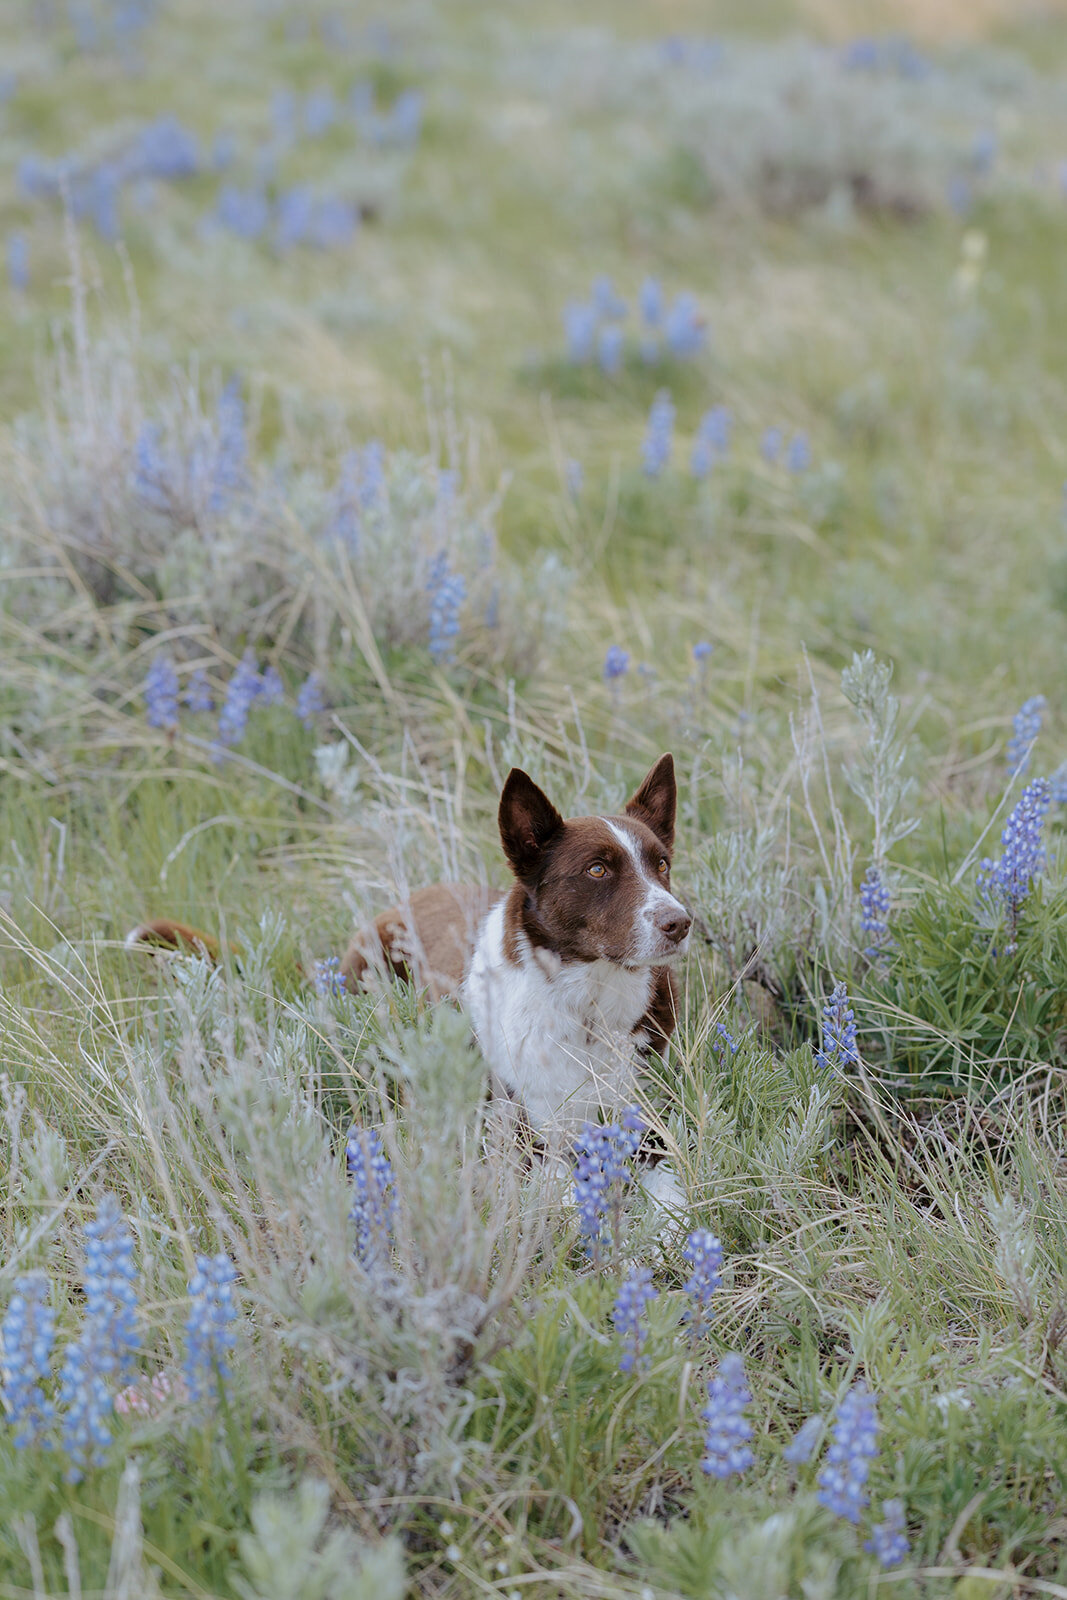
(5, 0), (1067, 1594)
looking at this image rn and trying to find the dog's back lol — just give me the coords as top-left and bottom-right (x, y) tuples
(340, 882), (501, 999)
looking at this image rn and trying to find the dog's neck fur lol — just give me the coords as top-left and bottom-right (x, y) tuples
(463, 892), (679, 1135)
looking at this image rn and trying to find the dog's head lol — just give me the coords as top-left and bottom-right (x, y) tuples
(497, 753), (692, 967)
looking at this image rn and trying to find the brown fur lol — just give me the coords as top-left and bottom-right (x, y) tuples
(125, 918), (225, 961)
(340, 883), (501, 999)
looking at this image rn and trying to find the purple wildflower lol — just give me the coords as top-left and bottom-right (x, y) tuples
(613, 1267), (658, 1373)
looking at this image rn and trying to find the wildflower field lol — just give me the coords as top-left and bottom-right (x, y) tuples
(7, 0), (1067, 1594)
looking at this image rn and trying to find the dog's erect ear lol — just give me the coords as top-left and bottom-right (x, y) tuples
(499, 769), (565, 880)
(624, 753), (677, 848)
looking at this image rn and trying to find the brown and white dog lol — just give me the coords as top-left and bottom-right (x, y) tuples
(341, 754), (690, 1152)
(130, 754), (691, 1174)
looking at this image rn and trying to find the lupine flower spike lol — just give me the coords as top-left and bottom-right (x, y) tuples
(816, 1381), (880, 1523)
(681, 1228), (722, 1342)
(572, 1108), (643, 1267)
(216, 650), (263, 752)
(815, 981), (859, 1071)
(642, 391), (675, 477)
(603, 645), (630, 684)
(859, 865), (891, 960)
(59, 1195), (140, 1481)
(313, 955), (345, 996)
(977, 777), (1052, 951)
(1005, 694), (1045, 777)
(783, 1413), (823, 1465)
(347, 1128), (398, 1271)
(427, 551), (466, 664)
(701, 1353), (754, 1479)
(865, 1498), (910, 1567)
(613, 1267), (657, 1373)
(145, 654), (179, 729)
(1, 1273), (55, 1448)
(184, 1254), (238, 1408)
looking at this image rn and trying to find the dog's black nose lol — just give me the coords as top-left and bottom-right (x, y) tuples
(655, 910), (691, 943)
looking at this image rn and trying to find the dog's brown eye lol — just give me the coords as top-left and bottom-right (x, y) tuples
(587, 862), (607, 879)
(658, 858), (669, 875)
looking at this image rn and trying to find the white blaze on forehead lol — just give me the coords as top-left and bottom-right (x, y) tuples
(604, 820), (688, 934)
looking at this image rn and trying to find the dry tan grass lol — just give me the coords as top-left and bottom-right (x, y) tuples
(801, 0), (1067, 41)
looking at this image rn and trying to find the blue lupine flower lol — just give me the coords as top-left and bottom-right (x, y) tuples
(132, 116), (199, 180)
(76, 164), (121, 241)
(603, 645), (630, 682)
(703, 406), (732, 452)
(701, 1353), (754, 1479)
(358, 440), (386, 512)
(258, 665), (284, 706)
(275, 185), (314, 251)
(313, 955), (345, 996)
(639, 276), (663, 325)
(859, 865), (891, 958)
(309, 197), (357, 250)
(783, 1413), (823, 1465)
(785, 432), (811, 473)
(1005, 694), (1046, 777)
(815, 981), (859, 1071)
(297, 672), (326, 726)
(564, 301), (597, 363)
(591, 275), (626, 320)
(760, 426), (783, 464)
(427, 551), (467, 665)
(977, 777), (1052, 946)
(304, 88), (337, 138)
(216, 650), (262, 749)
(572, 1108), (643, 1266)
(209, 380), (247, 511)
(613, 1267), (657, 1374)
(60, 1195), (141, 1481)
(598, 323), (624, 376)
(865, 1498), (910, 1567)
(816, 1382), (879, 1524)
(183, 1254), (238, 1408)
(58, 1337), (114, 1481)
(663, 292), (705, 358)
(82, 1196), (140, 1379)
(712, 1021), (737, 1057)
(387, 89), (424, 148)
(690, 436), (714, 479)
(145, 653), (179, 729)
(841, 37), (880, 70)
(216, 185), (270, 239)
(7, 231), (28, 291)
(183, 668), (214, 713)
(692, 640), (714, 664)
(1050, 761), (1067, 805)
(131, 422), (173, 511)
(346, 1127), (398, 1271)
(681, 1228), (722, 1341)
(642, 390), (675, 477)
(1, 1273), (55, 1448)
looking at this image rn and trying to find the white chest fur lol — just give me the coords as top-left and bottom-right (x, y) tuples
(461, 901), (654, 1136)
